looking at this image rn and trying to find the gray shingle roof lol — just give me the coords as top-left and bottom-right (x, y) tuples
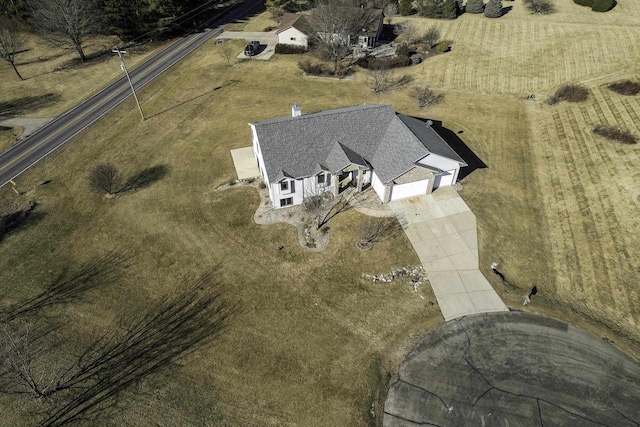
(250, 105), (464, 184)
(397, 114), (467, 166)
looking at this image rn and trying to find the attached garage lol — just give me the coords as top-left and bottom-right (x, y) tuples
(389, 179), (430, 202)
(433, 169), (457, 189)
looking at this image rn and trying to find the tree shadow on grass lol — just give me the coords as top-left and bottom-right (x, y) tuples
(38, 273), (233, 427)
(0, 94), (61, 118)
(0, 251), (130, 323)
(0, 201), (46, 243)
(120, 165), (170, 193)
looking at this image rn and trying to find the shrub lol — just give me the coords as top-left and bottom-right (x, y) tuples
(546, 94), (560, 105)
(258, 181), (267, 189)
(298, 59), (326, 75)
(320, 226), (330, 234)
(554, 84), (589, 102)
(591, 0), (614, 11)
(523, 0), (555, 14)
(399, 0), (414, 15)
(396, 44), (416, 58)
(409, 85), (444, 108)
(275, 44), (306, 54)
(593, 126), (637, 145)
(465, 0), (484, 14)
(607, 80), (640, 96)
(435, 41), (450, 53)
(357, 55), (411, 69)
(573, 0), (593, 5)
(484, 0), (503, 17)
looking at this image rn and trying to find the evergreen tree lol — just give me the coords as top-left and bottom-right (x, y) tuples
(418, 0), (457, 19)
(465, 0), (484, 13)
(484, 0), (502, 17)
(399, 0), (414, 15)
(591, 0), (613, 11)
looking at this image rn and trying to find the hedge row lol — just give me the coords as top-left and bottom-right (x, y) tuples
(275, 44), (307, 54)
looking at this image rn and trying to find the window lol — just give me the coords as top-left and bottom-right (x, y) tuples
(280, 180), (289, 192)
(280, 197), (293, 207)
(317, 173), (325, 185)
(290, 37), (296, 41)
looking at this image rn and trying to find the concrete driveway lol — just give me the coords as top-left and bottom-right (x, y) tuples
(384, 312), (640, 426)
(217, 31), (277, 60)
(389, 187), (508, 321)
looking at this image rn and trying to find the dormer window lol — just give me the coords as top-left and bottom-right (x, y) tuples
(280, 180), (289, 191)
(317, 174), (325, 185)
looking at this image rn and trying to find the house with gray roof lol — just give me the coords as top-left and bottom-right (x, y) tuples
(249, 104), (467, 209)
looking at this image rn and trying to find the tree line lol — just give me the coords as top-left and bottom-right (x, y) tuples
(0, 0), (229, 79)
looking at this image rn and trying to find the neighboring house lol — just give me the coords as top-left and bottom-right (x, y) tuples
(276, 9), (384, 50)
(276, 13), (313, 49)
(250, 104), (467, 209)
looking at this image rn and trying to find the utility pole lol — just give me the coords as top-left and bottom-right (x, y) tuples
(112, 49), (145, 121)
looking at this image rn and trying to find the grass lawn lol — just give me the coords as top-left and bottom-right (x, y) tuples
(1, 2), (640, 425)
(0, 33), (167, 118)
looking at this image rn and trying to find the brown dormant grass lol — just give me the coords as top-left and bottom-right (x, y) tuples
(1, 6), (640, 426)
(0, 33), (166, 117)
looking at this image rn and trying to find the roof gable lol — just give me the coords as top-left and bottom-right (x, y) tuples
(251, 105), (465, 184)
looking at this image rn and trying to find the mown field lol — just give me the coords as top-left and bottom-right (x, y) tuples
(1, 0), (640, 425)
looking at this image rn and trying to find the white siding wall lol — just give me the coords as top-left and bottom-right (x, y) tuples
(417, 154), (461, 190)
(251, 124), (274, 202)
(277, 28), (308, 48)
(371, 172), (386, 202)
(389, 179), (429, 202)
(271, 178), (304, 208)
(303, 173), (333, 197)
(362, 170), (372, 185)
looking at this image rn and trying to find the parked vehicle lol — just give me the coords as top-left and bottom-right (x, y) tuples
(244, 41), (260, 57)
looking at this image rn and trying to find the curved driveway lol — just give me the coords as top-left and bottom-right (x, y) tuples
(0, 0), (262, 187)
(384, 312), (640, 426)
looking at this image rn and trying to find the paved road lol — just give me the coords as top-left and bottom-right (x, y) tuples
(0, 0), (263, 188)
(384, 312), (640, 426)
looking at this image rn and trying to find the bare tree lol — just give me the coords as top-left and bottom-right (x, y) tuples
(396, 20), (421, 44)
(384, 2), (398, 25)
(423, 24), (440, 48)
(218, 40), (235, 66)
(357, 216), (402, 249)
(409, 85), (444, 108)
(88, 164), (119, 196)
(0, 18), (25, 80)
(523, 0), (555, 14)
(366, 66), (412, 93)
(310, 0), (375, 74)
(29, 0), (101, 61)
(303, 185), (356, 229)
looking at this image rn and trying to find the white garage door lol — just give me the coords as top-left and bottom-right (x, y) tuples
(389, 179), (429, 202)
(433, 170), (456, 189)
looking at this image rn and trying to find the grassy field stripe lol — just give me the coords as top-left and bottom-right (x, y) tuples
(557, 109), (600, 294)
(564, 108), (617, 302)
(533, 119), (571, 290)
(619, 99), (640, 131)
(593, 88), (637, 171)
(547, 110), (583, 289)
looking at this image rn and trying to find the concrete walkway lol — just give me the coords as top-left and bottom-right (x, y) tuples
(389, 187), (508, 321)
